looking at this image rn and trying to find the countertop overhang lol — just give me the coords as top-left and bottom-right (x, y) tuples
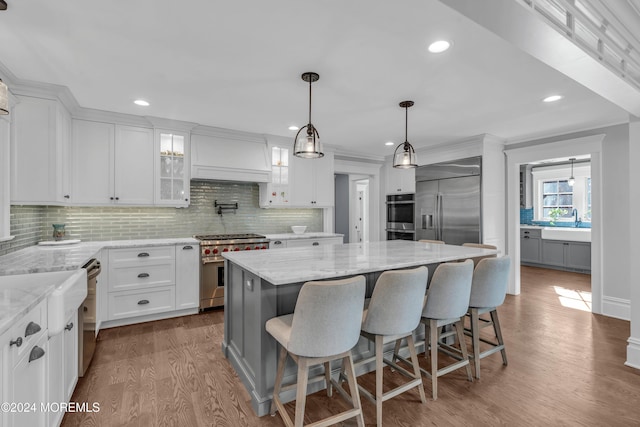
(223, 240), (497, 285)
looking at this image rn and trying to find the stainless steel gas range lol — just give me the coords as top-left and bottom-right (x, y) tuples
(194, 233), (270, 310)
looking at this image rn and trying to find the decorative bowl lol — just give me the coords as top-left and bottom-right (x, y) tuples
(291, 226), (307, 234)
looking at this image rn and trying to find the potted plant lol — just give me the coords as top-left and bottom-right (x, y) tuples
(548, 208), (567, 226)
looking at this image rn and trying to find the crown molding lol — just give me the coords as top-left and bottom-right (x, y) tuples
(191, 124), (267, 144)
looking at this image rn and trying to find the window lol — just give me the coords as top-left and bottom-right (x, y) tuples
(585, 178), (591, 221)
(542, 180), (573, 219)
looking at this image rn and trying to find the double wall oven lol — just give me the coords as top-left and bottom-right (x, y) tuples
(386, 193), (416, 241)
(195, 234), (270, 310)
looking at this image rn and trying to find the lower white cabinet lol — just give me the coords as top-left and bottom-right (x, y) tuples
(108, 286), (176, 320)
(48, 310), (78, 427)
(269, 236), (343, 249)
(175, 244), (199, 310)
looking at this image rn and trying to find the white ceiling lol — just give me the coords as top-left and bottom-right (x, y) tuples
(0, 0), (631, 159)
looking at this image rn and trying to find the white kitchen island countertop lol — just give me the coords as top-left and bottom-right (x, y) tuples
(223, 240), (496, 285)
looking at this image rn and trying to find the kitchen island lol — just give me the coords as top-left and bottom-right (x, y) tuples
(222, 240), (497, 416)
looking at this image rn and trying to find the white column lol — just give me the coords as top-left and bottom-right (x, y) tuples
(627, 118), (640, 369)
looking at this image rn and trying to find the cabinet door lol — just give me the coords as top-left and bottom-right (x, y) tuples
(260, 146), (291, 207)
(541, 240), (566, 267)
(71, 119), (115, 204)
(11, 96), (68, 204)
(63, 311), (79, 401)
(47, 331), (64, 427)
(313, 152), (334, 207)
(521, 236), (540, 263)
(175, 244), (200, 310)
(566, 242), (591, 270)
(114, 125), (155, 205)
(386, 161), (415, 194)
(8, 333), (48, 427)
(291, 156), (315, 206)
(156, 130), (190, 206)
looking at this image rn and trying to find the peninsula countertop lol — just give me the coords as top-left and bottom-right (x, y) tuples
(222, 240), (497, 285)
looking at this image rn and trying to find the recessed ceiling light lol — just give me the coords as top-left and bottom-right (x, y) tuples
(134, 99), (150, 106)
(288, 125), (299, 131)
(543, 95), (563, 103)
(385, 141), (394, 146)
(428, 40), (451, 53)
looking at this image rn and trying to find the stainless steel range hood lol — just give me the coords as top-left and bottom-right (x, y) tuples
(191, 128), (272, 183)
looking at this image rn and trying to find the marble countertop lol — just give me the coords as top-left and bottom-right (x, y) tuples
(223, 240), (496, 285)
(264, 232), (344, 240)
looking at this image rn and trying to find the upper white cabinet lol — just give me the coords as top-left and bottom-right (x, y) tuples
(71, 120), (154, 205)
(156, 129), (190, 207)
(259, 145), (292, 207)
(290, 151), (334, 207)
(385, 160), (415, 194)
(10, 95), (71, 205)
(0, 114), (10, 241)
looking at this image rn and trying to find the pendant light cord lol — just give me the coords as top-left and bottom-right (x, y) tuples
(404, 104), (408, 144)
(308, 78), (313, 135)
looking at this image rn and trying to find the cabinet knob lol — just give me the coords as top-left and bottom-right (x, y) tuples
(137, 273), (150, 278)
(110, 197), (114, 200)
(185, 198), (189, 202)
(25, 321), (41, 337)
(64, 194), (70, 199)
(115, 197), (119, 201)
(28, 346), (46, 363)
(10, 337), (22, 347)
(138, 299), (150, 305)
(65, 322), (74, 331)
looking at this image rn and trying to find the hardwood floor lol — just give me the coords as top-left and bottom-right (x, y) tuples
(62, 266), (640, 426)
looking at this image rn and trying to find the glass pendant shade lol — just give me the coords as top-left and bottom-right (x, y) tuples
(0, 79), (8, 115)
(392, 100), (417, 168)
(294, 72), (323, 159)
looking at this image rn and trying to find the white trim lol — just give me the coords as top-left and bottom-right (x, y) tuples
(504, 134), (604, 318)
(602, 296), (631, 321)
(625, 337), (640, 370)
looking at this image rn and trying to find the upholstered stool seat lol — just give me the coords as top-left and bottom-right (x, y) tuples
(266, 276), (366, 427)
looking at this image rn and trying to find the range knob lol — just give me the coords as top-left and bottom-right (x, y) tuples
(261, 246), (267, 250)
(222, 248), (229, 252)
(204, 249), (211, 254)
(254, 246), (260, 250)
(212, 248), (219, 254)
(234, 248), (240, 251)
(245, 246), (251, 250)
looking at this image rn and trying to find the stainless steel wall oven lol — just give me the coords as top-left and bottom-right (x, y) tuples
(386, 193), (415, 240)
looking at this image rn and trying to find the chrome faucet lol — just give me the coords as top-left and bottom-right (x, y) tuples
(572, 208), (581, 227)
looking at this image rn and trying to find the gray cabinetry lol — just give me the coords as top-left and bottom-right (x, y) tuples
(541, 240), (567, 267)
(520, 228), (541, 263)
(566, 242), (591, 270)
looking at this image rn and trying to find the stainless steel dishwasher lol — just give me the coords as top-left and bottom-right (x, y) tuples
(79, 258), (101, 377)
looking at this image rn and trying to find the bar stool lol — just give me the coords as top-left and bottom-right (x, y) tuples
(266, 276), (366, 427)
(420, 259), (474, 400)
(419, 239), (445, 244)
(466, 256), (511, 379)
(351, 266), (428, 427)
(461, 242), (497, 267)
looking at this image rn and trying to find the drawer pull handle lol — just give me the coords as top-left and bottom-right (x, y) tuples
(183, 245), (193, 250)
(274, 241), (282, 245)
(524, 236), (529, 239)
(28, 346), (46, 363)
(138, 252), (150, 257)
(10, 337), (22, 347)
(65, 322), (74, 331)
(312, 242), (320, 246)
(138, 273), (150, 278)
(25, 321), (41, 337)
(138, 299), (150, 305)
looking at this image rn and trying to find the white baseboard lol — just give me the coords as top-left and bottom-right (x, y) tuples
(100, 308), (199, 330)
(602, 296), (630, 320)
(626, 337), (640, 370)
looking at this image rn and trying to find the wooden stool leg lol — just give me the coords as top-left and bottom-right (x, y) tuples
(375, 335), (384, 427)
(430, 319), (439, 400)
(392, 337), (402, 365)
(343, 354), (365, 427)
(491, 309), (508, 366)
(455, 319), (473, 382)
(271, 345), (288, 415)
(324, 361), (332, 397)
(406, 334), (427, 404)
(471, 309), (481, 379)
(294, 358), (309, 427)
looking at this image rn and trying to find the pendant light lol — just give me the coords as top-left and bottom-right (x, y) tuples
(293, 72), (323, 158)
(0, 79), (8, 115)
(568, 157), (576, 186)
(393, 100), (417, 168)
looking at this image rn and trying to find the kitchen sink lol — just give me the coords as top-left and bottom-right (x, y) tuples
(48, 269), (87, 335)
(541, 227), (591, 242)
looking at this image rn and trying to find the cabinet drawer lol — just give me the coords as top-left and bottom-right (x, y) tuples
(286, 237), (343, 248)
(109, 263), (175, 292)
(520, 228), (541, 238)
(109, 246), (174, 267)
(7, 299), (47, 361)
(108, 286), (175, 320)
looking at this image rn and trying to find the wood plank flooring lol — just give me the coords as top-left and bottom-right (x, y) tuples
(62, 266), (640, 426)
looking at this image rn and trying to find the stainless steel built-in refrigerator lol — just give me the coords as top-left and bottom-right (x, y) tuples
(415, 156), (481, 245)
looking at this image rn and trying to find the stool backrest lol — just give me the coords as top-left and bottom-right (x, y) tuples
(422, 259), (474, 320)
(461, 243), (497, 267)
(289, 275), (366, 357)
(469, 256), (511, 309)
(362, 266), (428, 336)
(419, 239), (445, 244)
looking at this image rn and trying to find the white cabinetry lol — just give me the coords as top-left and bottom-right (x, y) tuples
(269, 235), (343, 249)
(290, 151), (334, 207)
(259, 145), (292, 207)
(11, 95), (71, 204)
(156, 129), (190, 207)
(175, 244), (199, 310)
(71, 120), (154, 205)
(3, 300), (49, 427)
(385, 161), (415, 194)
(48, 310), (78, 427)
(0, 114), (10, 240)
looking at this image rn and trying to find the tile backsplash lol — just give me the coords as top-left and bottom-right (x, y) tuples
(0, 181), (323, 255)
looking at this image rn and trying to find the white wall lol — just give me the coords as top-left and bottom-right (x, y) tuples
(627, 117), (640, 369)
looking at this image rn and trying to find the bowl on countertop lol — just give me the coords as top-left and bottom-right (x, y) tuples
(291, 226), (307, 234)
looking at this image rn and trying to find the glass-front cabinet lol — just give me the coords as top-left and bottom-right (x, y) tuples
(259, 145), (291, 207)
(156, 129), (190, 207)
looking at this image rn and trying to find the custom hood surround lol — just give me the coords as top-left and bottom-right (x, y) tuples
(191, 127), (272, 183)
